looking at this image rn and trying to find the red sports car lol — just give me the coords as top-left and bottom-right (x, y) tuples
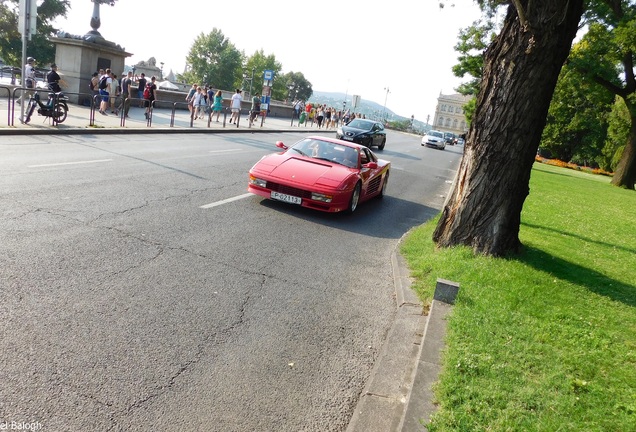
(248, 136), (390, 213)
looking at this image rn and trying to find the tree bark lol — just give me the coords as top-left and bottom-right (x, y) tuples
(610, 100), (636, 189)
(433, 0), (585, 256)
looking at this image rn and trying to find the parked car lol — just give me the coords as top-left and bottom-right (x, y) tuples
(248, 136), (390, 213)
(336, 118), (386, 150)
(421, 130), (446, 150)
(444, 132), (457, 145)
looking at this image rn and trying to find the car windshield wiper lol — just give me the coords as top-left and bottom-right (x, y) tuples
(292, 148), (308, 157)
(314, 157), (347, 167)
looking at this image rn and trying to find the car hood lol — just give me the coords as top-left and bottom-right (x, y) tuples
(253, 154), (351, 188)
(341, 125), (370, 137)
(426, 135), (444, 142)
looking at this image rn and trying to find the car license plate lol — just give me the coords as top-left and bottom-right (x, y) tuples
(341, 135), (353, 141)
(271, 191), (301, 204)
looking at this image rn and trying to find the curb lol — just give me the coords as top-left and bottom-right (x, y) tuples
(346, 237), (452, 432)
(0, 126), (297, 136)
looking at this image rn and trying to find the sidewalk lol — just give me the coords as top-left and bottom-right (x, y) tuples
(0, 102), (312, 135)
(0, 101), (448, 431)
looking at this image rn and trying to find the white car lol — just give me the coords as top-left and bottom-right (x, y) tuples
(421, 130), (446, 150)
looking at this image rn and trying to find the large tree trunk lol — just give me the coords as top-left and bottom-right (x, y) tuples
(610, 101), (636, 189)
(433, 0), (584, 256)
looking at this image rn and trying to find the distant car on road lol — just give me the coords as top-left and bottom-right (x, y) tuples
(248, 136), (390, 214)
(421, 130), (446, 150)
(336, 118), (386, 150)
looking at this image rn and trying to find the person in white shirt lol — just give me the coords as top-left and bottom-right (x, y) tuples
(229, 88), (242, 124)
(109, 73), (120, 114)
(22, 57), (36, 105)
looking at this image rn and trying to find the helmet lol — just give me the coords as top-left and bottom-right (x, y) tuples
(27, 57), (35, 63)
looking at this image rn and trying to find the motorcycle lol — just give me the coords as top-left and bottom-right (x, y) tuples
(22, 88), (69, 124)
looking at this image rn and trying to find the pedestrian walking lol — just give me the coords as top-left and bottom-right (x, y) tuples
(249, 94), (261, 127)
(98, 69), (112, 116)
(212, 90), (223, 122)
(144, 76), (157, 119)
(229, 89), (242, 124)
(22, 57), (36, 106)
(186, 83), (198, 116)
(89, 72), (99, 105)
(110, 73), (120, 115)
(136, 73), (146, 107)
(119, 70), (134, 117)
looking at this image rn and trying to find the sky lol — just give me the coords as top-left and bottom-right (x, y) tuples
(53, 0), (484, 122)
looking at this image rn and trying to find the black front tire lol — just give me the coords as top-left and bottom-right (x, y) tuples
(53, 103), (68, 123)
(378, 137), (386, 150)
(347, 182), (362, 214)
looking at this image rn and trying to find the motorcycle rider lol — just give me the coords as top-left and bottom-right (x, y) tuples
(46, 63), (61, 93)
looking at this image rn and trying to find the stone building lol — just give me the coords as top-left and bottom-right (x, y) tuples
(432, 93), (470, 136)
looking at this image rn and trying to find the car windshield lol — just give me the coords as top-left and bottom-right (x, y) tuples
(291, 138), (359, 168)
(346, 119), (373, 130)
(429, 131), (444, 138)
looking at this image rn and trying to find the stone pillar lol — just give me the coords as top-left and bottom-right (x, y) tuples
(50, 1), (129, 106)
(51, 35), (131, 106)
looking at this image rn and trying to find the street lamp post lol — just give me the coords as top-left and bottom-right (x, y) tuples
(160, 62), (164, 80)
(383, 87), (390, 122)
(243, 67), (256, 99)
(287, 83), (295, 104)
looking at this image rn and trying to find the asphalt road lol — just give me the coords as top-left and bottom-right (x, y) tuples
(0, 130), (463, 431)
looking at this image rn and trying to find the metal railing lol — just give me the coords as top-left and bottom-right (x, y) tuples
(1, 86), (239, 129)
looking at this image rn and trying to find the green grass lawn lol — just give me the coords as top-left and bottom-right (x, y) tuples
(401, 162), (636, 432)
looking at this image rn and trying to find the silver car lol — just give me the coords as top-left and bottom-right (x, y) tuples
(421, 130), (446, 150)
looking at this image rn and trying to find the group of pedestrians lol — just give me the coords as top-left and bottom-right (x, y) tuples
(19, 59), (289, 126)
(185, 84), (224, 121)
(90, 69), (157, 118)
(229, 89), (265, 127)
(299, 102), (348, 129)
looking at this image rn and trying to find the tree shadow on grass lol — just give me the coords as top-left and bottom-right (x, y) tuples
(516, 245), (636, 308)
(523, 222), (636, 255)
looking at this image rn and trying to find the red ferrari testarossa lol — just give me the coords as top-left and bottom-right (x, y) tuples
(248, 136), (390, 213)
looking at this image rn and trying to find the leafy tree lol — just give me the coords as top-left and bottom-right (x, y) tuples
(241, 50), (283, 98)
(433, 0), (585, 256)
(603, 95), (632, 171)
(0, 0), (70, 66)
(452, 19), (495, 97)
(179, 29), (243, 92)
(451, 12), (499, 124)
(567, 1), (636, 188)
(279, 70), (312, 103)
(540, 58), (614, 166)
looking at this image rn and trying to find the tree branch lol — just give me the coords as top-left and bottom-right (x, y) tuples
(511, 0), (529, 27)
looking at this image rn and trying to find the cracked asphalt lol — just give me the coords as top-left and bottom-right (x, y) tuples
(0, 131), (461, 431)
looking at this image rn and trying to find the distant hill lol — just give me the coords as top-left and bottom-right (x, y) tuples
(308, 91), (429, 133)
(308, 91), (396, 119)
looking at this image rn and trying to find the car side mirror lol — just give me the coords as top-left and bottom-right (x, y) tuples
(363, 162), (378, 169)
(275, 141), (288, 150)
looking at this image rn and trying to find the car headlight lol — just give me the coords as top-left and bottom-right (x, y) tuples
(249, 175), (267, 188)
(311, 192), (333, 203)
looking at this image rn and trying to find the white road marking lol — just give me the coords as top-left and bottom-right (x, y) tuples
(200, 193), (253, 209)
(28, 159), (113, 168)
